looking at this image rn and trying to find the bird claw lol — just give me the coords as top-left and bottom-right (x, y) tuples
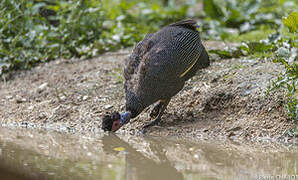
(144, 99), (169, 133)
(139, 128), (147, 134)
(149, 109), (159, 118)
(143, 117), (161, 129)
(137, 129), (147, 135)
(150, 103), (162, 118)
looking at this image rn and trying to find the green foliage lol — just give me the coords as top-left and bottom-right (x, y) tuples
(285, 127), (298, 137)
(0, 0), (189, 75)
(226, 26), (276, 42)
(267, 12), (297, 121)
(200, 0), (297, 40)
(203, 0), (297, 121)
(268, 58), (297, 121)
(208, 47), (243, 58)
(283, 11), (298, 33)
(208, 41), (275, 59)
(202, 0), (224, 19)
(0, 0), (105, 74)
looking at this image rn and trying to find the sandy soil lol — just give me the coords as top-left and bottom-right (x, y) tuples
(0, 41), (296, 144)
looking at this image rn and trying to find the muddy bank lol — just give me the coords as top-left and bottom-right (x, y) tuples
(0, 41), (296, 143)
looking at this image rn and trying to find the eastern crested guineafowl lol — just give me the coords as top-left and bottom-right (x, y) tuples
(102, 19), (210, 132)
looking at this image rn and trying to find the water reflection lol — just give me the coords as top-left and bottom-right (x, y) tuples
(102, 134), (184, 180)
(0, 128), (297, 180)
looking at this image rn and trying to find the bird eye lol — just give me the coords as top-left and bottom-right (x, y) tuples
(115, 122), (119, 127)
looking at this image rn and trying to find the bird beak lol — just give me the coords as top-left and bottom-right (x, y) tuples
(120, 111), (131, 126)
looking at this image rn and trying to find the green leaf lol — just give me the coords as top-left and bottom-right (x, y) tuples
(246, 42), (273, 53)
(209, 47), (242, 58)
(203, 0), (224, 19)
(282, 11), (298, 33)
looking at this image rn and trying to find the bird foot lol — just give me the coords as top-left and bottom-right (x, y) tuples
(150, 103), (162, 118)
(141, 119), (162, 134)
(143, 117), (161, 129)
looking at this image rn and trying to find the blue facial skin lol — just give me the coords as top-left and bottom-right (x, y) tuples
(120, 111), (131, 126)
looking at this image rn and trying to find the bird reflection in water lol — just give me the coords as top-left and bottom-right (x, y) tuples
(102, 134), (184, 180)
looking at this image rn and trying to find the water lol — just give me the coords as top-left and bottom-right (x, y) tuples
(0, 128), (297, 180)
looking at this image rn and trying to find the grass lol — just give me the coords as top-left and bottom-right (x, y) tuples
(0, 0), (189, 75)
(226, 27), (276, 42)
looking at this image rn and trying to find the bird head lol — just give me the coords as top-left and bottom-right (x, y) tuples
(102, 111), (131, 132)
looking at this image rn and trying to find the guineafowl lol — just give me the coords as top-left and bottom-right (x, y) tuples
(102, 19), (210, 132)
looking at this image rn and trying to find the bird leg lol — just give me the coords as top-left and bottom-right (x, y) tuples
(150, 100), (163, 118)
(143, 99), (170, 129)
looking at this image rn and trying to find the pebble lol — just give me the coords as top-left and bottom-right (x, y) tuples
(202, 128), (209, 132)
(53, 106), (60, 112)
(82, 96), (88, 101)
(39, 113), (46, 119)
(227, 132), (236, 137)
(104, 104), (113, 110)
(226, 126), (242, 132)
(6, 95), (13, 100)
(37, 83), (48, 93)
(16, 95), (26, 103)
(60, 96), (66, 101)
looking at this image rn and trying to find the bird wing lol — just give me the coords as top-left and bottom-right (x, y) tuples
(124, 19), (205, 101)
(124, 33), (154, 92)
(141, 25), (204, 81)
(168, 19), (204, 78)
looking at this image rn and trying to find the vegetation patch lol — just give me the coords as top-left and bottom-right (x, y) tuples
(201, 1), (297, 121)
(0, 0), (189, 75)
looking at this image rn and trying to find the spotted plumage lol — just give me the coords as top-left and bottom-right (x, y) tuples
(124, 19), (209, 118)
(102, 19), (210, 132)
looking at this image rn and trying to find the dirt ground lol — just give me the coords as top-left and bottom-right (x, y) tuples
(0, 41), (297, 144)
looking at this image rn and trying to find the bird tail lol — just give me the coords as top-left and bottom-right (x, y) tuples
(168, 19), (199, 31)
